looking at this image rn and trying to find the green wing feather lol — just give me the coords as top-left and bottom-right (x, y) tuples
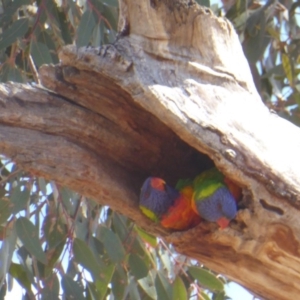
(193, 168), (226, 202)
(176, 167), (233, 204)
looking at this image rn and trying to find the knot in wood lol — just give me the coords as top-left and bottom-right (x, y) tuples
(224, 148), (236, 160)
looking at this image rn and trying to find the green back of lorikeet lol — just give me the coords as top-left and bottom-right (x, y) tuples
(176, 168), (225, 200)
(192, 168), (226, 201)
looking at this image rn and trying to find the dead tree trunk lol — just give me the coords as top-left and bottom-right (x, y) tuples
(1, 1), (300, 299)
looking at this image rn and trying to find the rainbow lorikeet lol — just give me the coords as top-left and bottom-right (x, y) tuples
(139, 177), (201, 230)
(140, 168), (241, 230)
(189, 168), (240, 229)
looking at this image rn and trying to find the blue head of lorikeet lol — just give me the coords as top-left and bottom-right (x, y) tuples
(139, 177), (179, 222)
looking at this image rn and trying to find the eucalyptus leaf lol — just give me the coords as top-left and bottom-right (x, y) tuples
(16, 217), (47, 264)
(0, 18), (29, 51)
(282, 53), (294, 86)
(100, 226), (125, 263)
(128, 253), (149, 280)
(138, 271), (157, 299)
(0, 198), (12, 225)
(172, 276), (187, 300)
(10, 184), (30, 214)
(73, 238), (102, 280)
(135, 226), (157, 248)
(38, 178), (47, 196)
(111, 265), (127, 299)
(76, 9), (96, 47)
(188, 266), (224, 292)
(0, 0), (30, 27)
(9, 263), (31, 292)
(41, 274), (60, 300)
(155, 271), (172, 300)
(0, 283), (6, 299)
(195, 0), (210, 7)
(0, 223), (17, 286)
(86, 281), (102, 300)
(61, 275), (85, 300)
(30, 40), (53, 68)
(95, 263), (115, 300)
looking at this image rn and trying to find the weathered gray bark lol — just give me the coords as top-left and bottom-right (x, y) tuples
(1, 1), (300, 299)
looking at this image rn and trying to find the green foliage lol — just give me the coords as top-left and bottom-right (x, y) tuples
(16, 217), (47, 264)
(218, 0), (300, 126)
(195, 0), (210, 7)
(188, 266), (224, 292)
(0, 0), (118, 83)
(0, 157), (230, 299)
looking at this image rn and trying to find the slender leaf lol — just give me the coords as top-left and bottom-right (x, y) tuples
(201, 291), (211, 300)
(16, 217), (47, 264)
(38, 178), (47, 196)
(282, 53), (294, 87)
(74, 218), (89, 240)
(160, 247), (173, 277)
(195, 0), (210, 7)
(0, 18), (29, 51)
(104, 0), (118, 6)
(86, 281), (102, 300)
(16, 246), (35, 285)
(188, 266), (224, 292)
(41, 274), (60, 300)
(214, 291), (227, 300)
(57, 10), (73, 44)
(30, 40), (53, 68)
(92, 24), (102, 47)
(61, 275), (85, 300)
(172, 276), (187, 300)
(0, 64), (24, 83)
(111, 265), (127, 299)
(135, 226), (157, 248)
(9, 263), (31, 291)
(95, 263), (115, 300)
(0, 283), (6, 299)
(76, 9), (96, 47)
(0, 198), (12, 225)
(155, 271), (171, 300)
(73, 238), (101, 280)
(43, 215), (67, 249)
(44, 240), (65, 277)
(60, 187), (78, 215)
(10, 184), (30, 214)
(44, 0), (61, 28)
(127, 277), (141, 300)
(112, 213), (128, 241)
(0, 223), (17, 286)
(100, 227), (125, 263)
(138, 271), (157, 299)
(102, 4), (118, 31)
(128, 253), (149, 279)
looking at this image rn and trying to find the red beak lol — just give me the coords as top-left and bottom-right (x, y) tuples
(217, 217), (230, 229)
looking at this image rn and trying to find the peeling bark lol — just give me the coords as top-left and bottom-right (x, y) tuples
(1, 1), (300, 299)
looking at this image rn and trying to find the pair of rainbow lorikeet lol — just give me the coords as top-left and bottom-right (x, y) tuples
(139, 168), (241, 230)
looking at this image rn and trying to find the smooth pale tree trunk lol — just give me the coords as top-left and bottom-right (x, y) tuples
(1, 1), (300, 299)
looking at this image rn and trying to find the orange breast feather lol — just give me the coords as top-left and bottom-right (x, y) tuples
(160, 186), (201, 230)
